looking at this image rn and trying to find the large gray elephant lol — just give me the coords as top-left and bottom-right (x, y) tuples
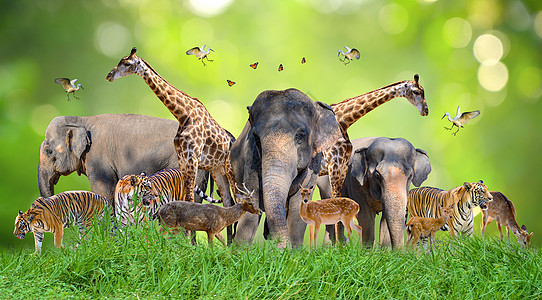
(317, 137), (431, 248)
(229, 88), (342, 247)
(38, 114), (209, 204)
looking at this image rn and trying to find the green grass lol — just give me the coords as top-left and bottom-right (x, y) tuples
(1, 217), (541, 299)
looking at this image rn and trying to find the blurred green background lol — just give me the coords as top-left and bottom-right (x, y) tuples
(1, 0), (542, 249)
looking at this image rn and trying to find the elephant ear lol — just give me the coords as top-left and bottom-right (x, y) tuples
(66, 125), (90, 160)
(350, 147), (369, 186)
(412, 148), (431, 187)
(313, 101), (342, 153)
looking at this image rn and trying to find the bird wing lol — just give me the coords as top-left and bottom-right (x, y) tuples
(186, 47), (202, 56)
(55, 78), (70, 85)
(351, 49), (360, 59)
(458, 110), (480, 125)
(344, 46), (351, 52)
(70, 79), (78, 86)
(455, 106), (462, 119)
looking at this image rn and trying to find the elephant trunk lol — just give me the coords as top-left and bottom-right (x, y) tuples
(37, 152), (59, 198)
(261, 137), (297, 248)
(379, 166), (409, 248)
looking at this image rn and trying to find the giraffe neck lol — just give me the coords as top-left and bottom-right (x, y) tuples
(330, 81), (407, 132)
(136, 58), (196, 124)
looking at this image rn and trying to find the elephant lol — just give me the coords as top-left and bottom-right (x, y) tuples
(317, 137), (431, 248)
(38, 114), (209, 205)
(229, 88), (342, 248)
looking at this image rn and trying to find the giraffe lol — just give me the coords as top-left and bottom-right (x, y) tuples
(106, 48), (237, 210)
(322, 74), (429, 198)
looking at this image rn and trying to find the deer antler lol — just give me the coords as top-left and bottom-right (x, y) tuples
(235, 182), (254, 199)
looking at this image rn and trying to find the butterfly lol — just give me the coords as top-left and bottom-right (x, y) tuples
(278, 64), (284, 72)
(250, 62), (259, 69)
(301, 57), (306, 64)
(227, 80), (236, 87)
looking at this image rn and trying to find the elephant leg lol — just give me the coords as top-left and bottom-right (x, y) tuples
(358, 208), (376, 247)
(287, 192), (308, 247)
(234, 212), (262, 244)
(87, 171), (117, 207)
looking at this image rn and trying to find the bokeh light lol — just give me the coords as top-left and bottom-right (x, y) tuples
(473, 34), (503, 65)
(442, 17), (472, 48)
(379, 4), (409, 35)
(187, 0), (234, 17)
(535, 11), (542, 39)
(517, 67), (542, 100)
(94, 22), (132, 58)
(30, 105), (60, 136)
(180, 18), (215, 49)
(477, 61), (508, 92)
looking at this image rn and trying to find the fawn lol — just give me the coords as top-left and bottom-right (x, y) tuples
(153, 183), (261, 246)
(481, 191), (533, 247)
(299, 188), (362, 247)
(406, 203), (455, 249)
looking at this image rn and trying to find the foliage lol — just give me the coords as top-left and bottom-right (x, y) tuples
(1, 217), (541, 299)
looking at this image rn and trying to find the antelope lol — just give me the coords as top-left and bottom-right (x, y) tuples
(406, 203), (455, 249)
(153, 183), (261, 246)
(299, 188), (362, 247)
(481, 191), (533, 247)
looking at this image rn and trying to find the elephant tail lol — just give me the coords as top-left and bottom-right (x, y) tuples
(194, 185), (222, 203)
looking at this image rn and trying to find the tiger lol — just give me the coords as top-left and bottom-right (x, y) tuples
(113, 168), (220, 227)
(13, 191), (107, 253)
(407, 180), (493, 238)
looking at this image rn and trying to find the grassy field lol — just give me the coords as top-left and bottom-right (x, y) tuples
(1, 217), (541, 299)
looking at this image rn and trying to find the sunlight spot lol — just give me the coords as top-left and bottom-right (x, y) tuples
(187, 0), (234, 17)
(477, 62), (508, 92)
(480, 87), (507, 107)
(206, 99), (240, 131)
(30, 105), (60, 136)
(180, 18), (215, 50)
(379, 4), (409, 35)
(505, 0), (531, 31)
(442, 18), (472, 48)
(534, 11), (542, 39)
(138, 1), (171, 28)
(518, 67), (542, 101)
(473, 34), (503, 65)
(94, 22), (132, 58)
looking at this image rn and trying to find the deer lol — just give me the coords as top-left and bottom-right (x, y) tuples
(481, 191), (533, 247)
(406, 203), (455, 249)
(299, 187), (362, 247)
(153, 183), (261, 246)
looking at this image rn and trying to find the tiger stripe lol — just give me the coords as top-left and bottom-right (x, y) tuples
(407, 181), (492, 237)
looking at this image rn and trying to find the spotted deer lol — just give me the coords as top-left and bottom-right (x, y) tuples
(299, 188), (362, 247)
(153, 184), (261, 246)
(406, 203), (455, 249)
(481, 191), (533, 247)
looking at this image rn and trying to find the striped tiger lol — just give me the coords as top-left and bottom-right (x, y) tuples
(407, 180), (493, 237)
(113, 168), (220, 226)
(13, 191), (107, 253)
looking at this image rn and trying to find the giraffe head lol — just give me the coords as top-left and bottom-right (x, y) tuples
(106, 47), (143, 82)
(402, 74), (428, 116)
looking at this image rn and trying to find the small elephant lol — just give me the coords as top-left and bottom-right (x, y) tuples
(229, 88), (342, 247)
(38, 114), (209, 205)
(318, 137), (431, 248)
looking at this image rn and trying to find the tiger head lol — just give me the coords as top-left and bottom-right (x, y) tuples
(114, 173), (152, 205)
(13, 209), (37, 240)
(464, 180), (493, 210)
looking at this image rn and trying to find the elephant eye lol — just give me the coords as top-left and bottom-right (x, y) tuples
(295, 130), (306, 144)
(45, 148), (53, 156)
(373, 170), (382, 181)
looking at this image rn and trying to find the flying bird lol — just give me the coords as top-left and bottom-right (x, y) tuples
(442, 106), (480, 136)
(337, 46), (360, 65)
(278, 64), (284, 71)
(226, 80), (236, 87)
(301, 57), (306, 64)
(54, 78), (84, 101)
(186, 45), (214, 66)
(249, 62), (259, 69)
